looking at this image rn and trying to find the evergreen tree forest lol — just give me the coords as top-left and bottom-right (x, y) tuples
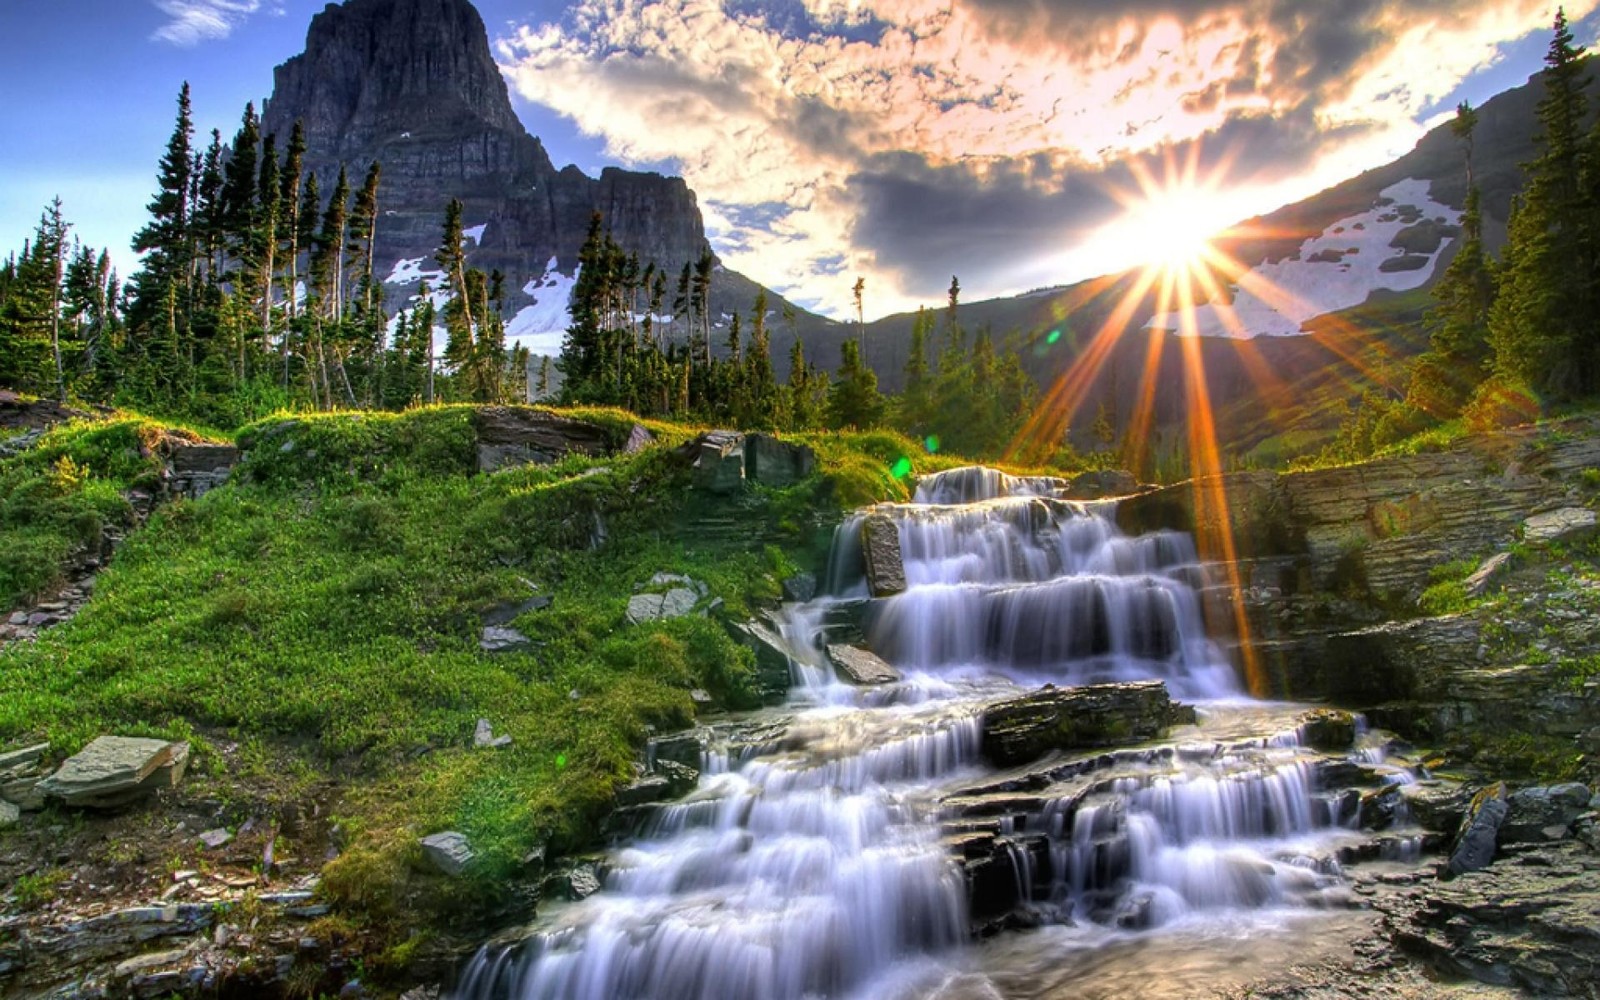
(552, 223), (1037, 452)
(0, 84), (527, 428)
(1330, 9), (1600, 461)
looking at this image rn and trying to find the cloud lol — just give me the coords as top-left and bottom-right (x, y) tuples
(495, 0), (1596, 316)
(150, 0), (278, 46)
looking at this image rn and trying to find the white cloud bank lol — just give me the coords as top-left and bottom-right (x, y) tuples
(150, 0), (280, 46)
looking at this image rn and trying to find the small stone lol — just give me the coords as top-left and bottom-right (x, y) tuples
(480, 626), (534, 653)
(420, 831), (474, 876)
(689, 688), (713, 705)
(0, 741), (48, 774)
(172, 869), (199, 882)
(198, 828), (233, 849)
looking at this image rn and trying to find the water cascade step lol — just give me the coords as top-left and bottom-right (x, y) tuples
(453, 466), (1442, 1000)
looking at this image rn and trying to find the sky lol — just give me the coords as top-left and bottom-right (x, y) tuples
(3, 1), (1599, 320)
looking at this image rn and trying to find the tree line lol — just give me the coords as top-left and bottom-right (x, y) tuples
(1332, 9), (1600, 460)
(555, 222), (1037, 453)
(0, 83), (526, 427)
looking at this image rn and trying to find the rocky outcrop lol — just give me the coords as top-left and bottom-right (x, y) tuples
(0, 389), (89, 434)
(420, 831), (475, 876)
(1523, 507), (1597, 546)
(165, 443), (239, 499)
(860, 514), (906, 598)
(979, 681), (1188, 768)
(825, 644), (900, 685)
(687, 430), (817, 494)
(723, 616), (795, 703)
(1117, 417), (1600, 602)
(35, 736), (190, 810)
(471, 406), (622, 472)
(1298, 708), (1357, 751)
(1386, 840), (1600, 995)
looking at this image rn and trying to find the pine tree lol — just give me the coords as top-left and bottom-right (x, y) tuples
(1486, 10), (1591, 397)
(744, 289), (779, 428)
(1410, 107), (1497, 418)
(128, 83), (196, 385)
(897, 306), (933, 433)
(826, 338), (884, 429)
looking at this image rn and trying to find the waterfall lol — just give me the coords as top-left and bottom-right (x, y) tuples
(452, 466), (1425, 1000)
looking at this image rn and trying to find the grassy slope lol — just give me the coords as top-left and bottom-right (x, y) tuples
(0, 405), (1003, 947)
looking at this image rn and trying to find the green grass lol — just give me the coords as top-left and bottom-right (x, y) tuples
(0, 416), (218, 608)
(1418, 557), (1481, 616)
(0, 405), (1034, 940)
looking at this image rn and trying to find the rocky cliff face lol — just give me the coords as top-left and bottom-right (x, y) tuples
(260, 0), (711, 347)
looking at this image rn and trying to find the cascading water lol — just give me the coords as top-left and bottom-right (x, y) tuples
(453, 467), (1429, 1000)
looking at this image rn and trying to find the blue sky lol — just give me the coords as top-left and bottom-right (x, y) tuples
(3, 1), (1597, 315)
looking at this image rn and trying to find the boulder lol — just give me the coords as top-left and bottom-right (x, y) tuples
(36, 737), (190, 809)
(480, 626), (534, 653)
(1445, 782), (1508, 877)
(654, 758), (699, 797)
(1500, 783), (1592, 843)
(616, 775), (671, 807)
(860, 515), (906, 598)
(1399, 781), (1473, 833)
(1523, 507), (1598, 546)
(420, 832), (475, 877)
(1462, 551), (1513, 597)
(626, 588), (699, 624)
(746, 434), (816, 488)
(1298, 708), (1358, 751)
(781, 572), (818, 603)
(980, 681), (1181, 768)
(649, 728), (711, 771)
(0, 798), (17, 829)
(623, 424), (655, 454)
(825, 644), (901, 685)
(724, 618), (794, 701)
(693, 431), (747, 494)
(471, 407), (615, 473)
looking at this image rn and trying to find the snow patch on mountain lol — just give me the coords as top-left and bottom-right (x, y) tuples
(1148, 178), (1461, 339)
(464, 224), (487, 246)
(505, 257), (577, 356)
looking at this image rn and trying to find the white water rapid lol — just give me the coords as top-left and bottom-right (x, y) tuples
(453, 466), (1428, 1000)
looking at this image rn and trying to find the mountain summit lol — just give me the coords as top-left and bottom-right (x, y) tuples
(260, 0), (714, 348)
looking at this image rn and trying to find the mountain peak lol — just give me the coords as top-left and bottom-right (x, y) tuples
(263, 0), (531, 166)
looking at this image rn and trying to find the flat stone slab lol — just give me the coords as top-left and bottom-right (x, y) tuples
(36, 737), (190, 808)
(826, 644), (901, 685)
(626, 588), (699, 624)
(420, 832), (475, 877)
(1523, 508), (1598, 546)
(1463, 552), (1513, 597)
(0, 742), (49, 775)
(480, 626), (534, 653)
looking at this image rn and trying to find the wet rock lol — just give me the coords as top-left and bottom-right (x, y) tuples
(563, 862), (602, 900)
(1445, 782), (1508, 877)
(723, 617), (794, 702)
(825, 644), (901, 685)
(1399, 781), (1472, 832)
(1298, 708), (1357, 751)
(626, 588), (699, 624)
(654, 759), (699, 797)
(36, 736), (190, 809)
(745, 433), (816, 487)
(650, 728), (711, 770)
(480, 625), (534, 653)
(471, 407), (615, 473)
(1462, 551), (1513, 597)
(420, 831), (475, 876)
(980, 680), (1180, 768)
(693, 431), (746, 494)
(1501, 783), (1592, 843)
(1523, 507), (1598, 546)
(860, 514), (906, 598)
(616, 775), (672, 807)
(781, 572), (818, 603)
